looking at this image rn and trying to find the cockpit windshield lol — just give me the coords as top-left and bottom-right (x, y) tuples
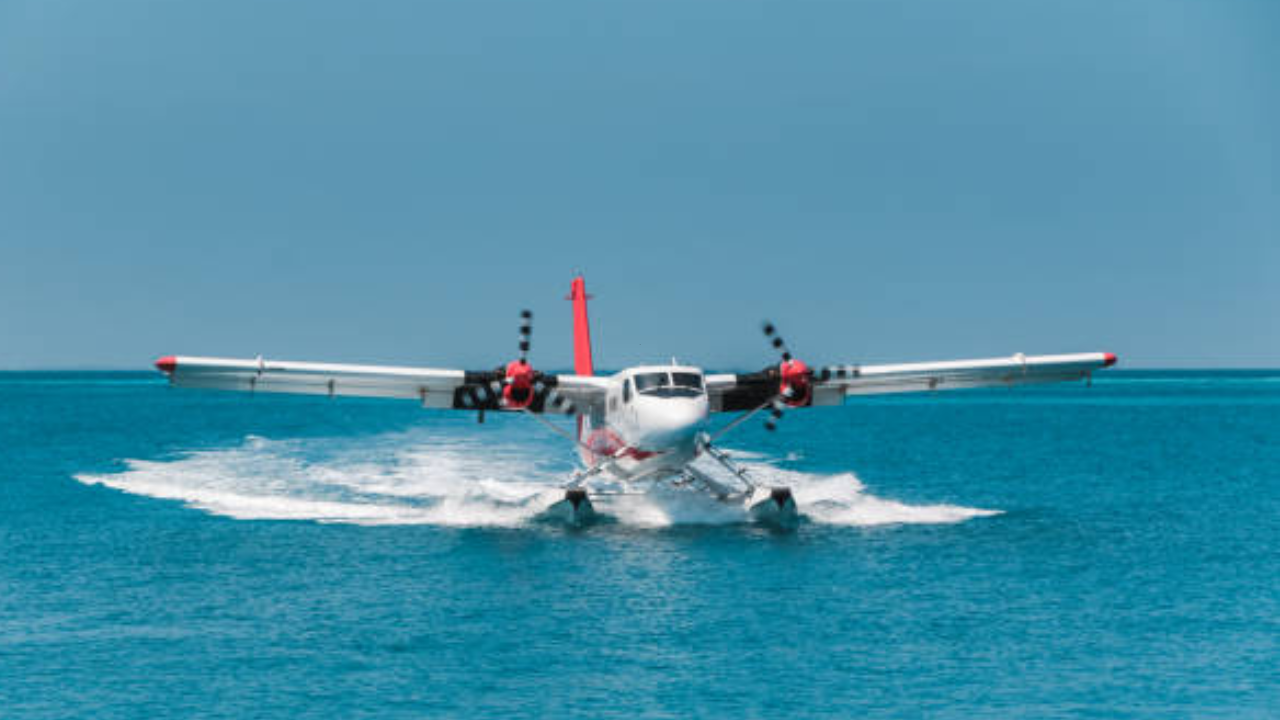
(634, 373), (667, 393)
(633, 372), (704, 398)
(672, 372), (703, 390)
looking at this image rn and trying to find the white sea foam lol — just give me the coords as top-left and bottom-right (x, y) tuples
(75, 433), (999, 528)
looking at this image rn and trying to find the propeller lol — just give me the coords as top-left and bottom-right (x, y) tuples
(502, 309), (537, 409)
(760, 321), (813, 431)
(492, 309), (575, 415)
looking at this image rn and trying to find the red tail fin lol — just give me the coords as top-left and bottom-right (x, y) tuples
(568, 276), (594, 376)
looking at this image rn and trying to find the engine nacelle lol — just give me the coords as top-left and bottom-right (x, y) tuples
(502, 360), (536, 409)
(778, 358), (811, 407)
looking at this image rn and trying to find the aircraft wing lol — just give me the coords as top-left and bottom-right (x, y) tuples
(154, 355), (606, 414)
(707, 352), (1116, 412)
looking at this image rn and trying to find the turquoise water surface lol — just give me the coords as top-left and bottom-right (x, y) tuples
(2, 371), (1277, 717)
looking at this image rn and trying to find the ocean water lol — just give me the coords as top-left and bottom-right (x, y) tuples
(1, 371), (1276, 718)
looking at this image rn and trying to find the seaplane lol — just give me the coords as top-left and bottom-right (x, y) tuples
(154, 276), (1117, 527)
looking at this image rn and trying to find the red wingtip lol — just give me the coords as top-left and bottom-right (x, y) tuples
(155, 356), (177, 374)
(1103, 352), (1117, 367)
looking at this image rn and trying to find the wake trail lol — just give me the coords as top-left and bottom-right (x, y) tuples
(75, 432), (1000, 528)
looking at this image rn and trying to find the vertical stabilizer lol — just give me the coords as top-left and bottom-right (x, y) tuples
(568, 276), (594, 376)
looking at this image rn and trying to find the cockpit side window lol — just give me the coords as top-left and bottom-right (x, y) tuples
(623, 377), (632, 403)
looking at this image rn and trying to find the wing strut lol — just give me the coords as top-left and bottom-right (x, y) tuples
(709, 394), (782, 444)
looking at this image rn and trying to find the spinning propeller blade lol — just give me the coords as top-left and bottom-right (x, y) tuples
(764, 398), (786, 432)
(761, 321), (789, 431)
(762, 322), (792, 362)
(518, 309), (532, 365)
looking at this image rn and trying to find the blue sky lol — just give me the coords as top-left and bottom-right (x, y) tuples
(1, 0), (1276, 369)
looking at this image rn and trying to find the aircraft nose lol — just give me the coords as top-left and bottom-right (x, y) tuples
(639, 401), (707, 446)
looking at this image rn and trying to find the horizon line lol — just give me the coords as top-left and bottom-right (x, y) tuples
(2, 366), (1279, 373)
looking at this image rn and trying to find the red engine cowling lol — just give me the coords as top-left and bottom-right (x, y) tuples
(779, 358), (811, 407)
(502, 360), (536, 409)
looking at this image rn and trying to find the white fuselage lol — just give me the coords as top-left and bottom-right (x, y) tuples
(578, 365), (710, 481)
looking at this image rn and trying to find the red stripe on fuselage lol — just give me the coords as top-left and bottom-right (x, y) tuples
(581, 427), (663, 466)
